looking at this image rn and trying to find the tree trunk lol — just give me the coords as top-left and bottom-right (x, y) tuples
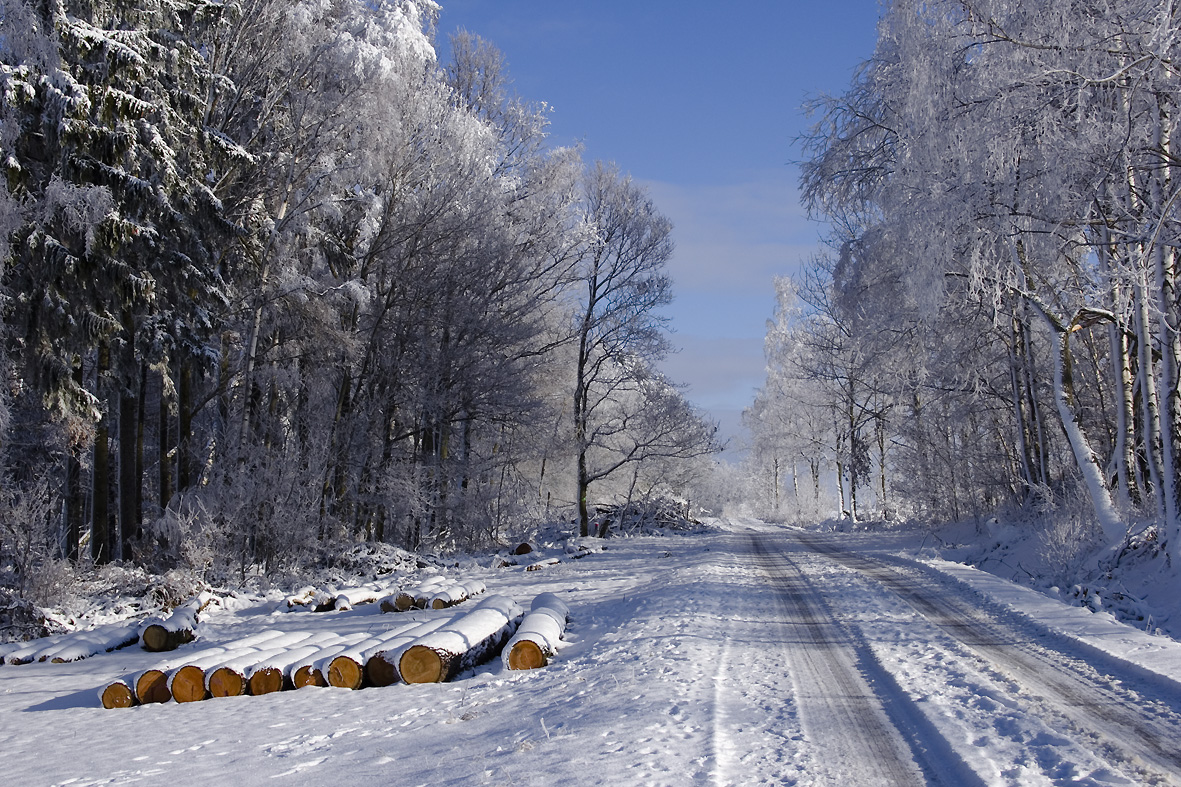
(158, 369), (172, 510)
(1149, 101), (1181, 533)
(1135, 277), (1166, 520)
(118, 387), (138, 562)
(64, 360), (84, 561)
(92, 343), (111, 565)
(1034, 309), (1124, 544)
(177, 358), (193, 492)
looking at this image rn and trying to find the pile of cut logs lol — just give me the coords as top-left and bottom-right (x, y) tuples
(99, 591), (570, 709)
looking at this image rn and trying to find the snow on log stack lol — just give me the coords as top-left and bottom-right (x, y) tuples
(319, 619), (447, 690)
(397, 595), (524, 684)
(4, 620), (141, 665)
(290, 632), (371, 687)
(381, 576), (448, 612)
(96, 589), (566, 707)
(505, 592), (570, 670)
(140, 592), (217, 652)
(205, 631), (309, 697)
(360, 619), (454, 687)
(285, 581), (397, 613)
(428, 579), (486, 609)
(246, 635), (347, 696)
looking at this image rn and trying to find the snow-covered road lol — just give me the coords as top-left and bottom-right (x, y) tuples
(4, 520), (1181, 786)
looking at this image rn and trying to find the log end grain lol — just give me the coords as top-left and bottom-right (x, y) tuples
(327, 656), (364, 690)
(101, 681), (137, 709)
(171, 665), (208, 703)
(248, 667), (284, 696)
(208, 667), (246, 698)
(141, 624), (194, 653)
(136, 669), (171, 704)
(364, 652), (398, 687)
(399, 645), (445, 684)
(292, 664), (327, 688)
(140, 624), (169, 652)
(506, 640), (547, 671)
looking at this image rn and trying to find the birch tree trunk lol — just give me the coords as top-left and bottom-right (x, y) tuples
(1030, 306), (1125, 545)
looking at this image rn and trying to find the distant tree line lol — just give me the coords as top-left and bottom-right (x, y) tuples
(0, 0), (718, 588)
(747, 0), (1181, 553)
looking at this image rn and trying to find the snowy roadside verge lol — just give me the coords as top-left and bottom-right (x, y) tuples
(918, 556), (1181, 694)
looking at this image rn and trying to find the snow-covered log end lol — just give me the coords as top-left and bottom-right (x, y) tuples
(99, 678), (137, 709)
(505, 593), (571, 671)
(140, 592), (218, 651)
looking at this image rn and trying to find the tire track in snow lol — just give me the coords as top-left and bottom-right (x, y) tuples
(748, 534), (938, 786)
(794, 530), (1181, 786)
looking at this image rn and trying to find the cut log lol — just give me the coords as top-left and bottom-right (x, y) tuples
(140, 624), (195, 653)
(99, 678), (137, 709)
(505, 593), (570, 670)
(246, 665), (284, 696)
(332, 586), (384, 612)
(135, 668), (172, 704)
(5, 621), (142, 665)
(310, 590), (338, 613)
(397, 595), (524, 684)
(140, 593), (216, 652)
(169, 664), (209, 703)
(428, 579), (487, 610)
(207, 665), (247, 698)
(525, 557), (561, 572)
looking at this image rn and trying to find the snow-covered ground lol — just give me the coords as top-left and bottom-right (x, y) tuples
(3, 518), (1181, 786)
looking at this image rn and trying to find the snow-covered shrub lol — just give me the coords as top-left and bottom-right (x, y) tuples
(0, 588), (56, 643)
(141, 493), (221, 578)
(0, 475), (64, 603)
(1036, 508), (1103, 587)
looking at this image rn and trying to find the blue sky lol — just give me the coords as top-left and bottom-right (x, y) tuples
(435, 1), (882, 454)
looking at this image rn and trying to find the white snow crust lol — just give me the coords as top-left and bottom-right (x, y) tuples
(3, 519), (1181, 786)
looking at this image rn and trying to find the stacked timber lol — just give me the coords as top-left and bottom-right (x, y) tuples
(289, 632), (371, 687)
(396, 595), (524, 684)
(284, 586), (319, 610)
(98, 589), (567, 708)
(244, 634), (350, 696)
(505, 593), (570, 670)
(360, 619), (456, 687)
(205, 631), (313, 697)
(4, 621), (141, 665)
(332, 586), (384, 612)
(381, 576), (448, 612)
(318, 619), (444, 689)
